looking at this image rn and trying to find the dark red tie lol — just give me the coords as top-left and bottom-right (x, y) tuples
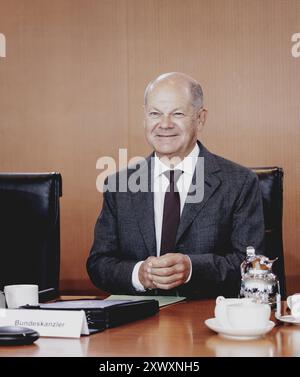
(160, 170), (182, 255)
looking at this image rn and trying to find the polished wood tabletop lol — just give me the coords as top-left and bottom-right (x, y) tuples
(0, 297), (299, 357)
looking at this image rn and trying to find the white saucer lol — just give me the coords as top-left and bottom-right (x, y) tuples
(204, 318), (275, 340)
(275, 314), (300, 325)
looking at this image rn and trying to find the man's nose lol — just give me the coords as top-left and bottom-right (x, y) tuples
(159, 115), (174, 128)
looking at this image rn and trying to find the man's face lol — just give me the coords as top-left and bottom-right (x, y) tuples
(144, 83), (204, 160)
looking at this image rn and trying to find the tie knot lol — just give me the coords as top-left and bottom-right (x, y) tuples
(164, 169), (182, 184)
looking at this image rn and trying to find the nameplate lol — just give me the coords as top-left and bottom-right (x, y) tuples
(0, 309), (89, 338)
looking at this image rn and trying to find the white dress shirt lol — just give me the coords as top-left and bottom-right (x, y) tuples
(132, 143), (200, 291)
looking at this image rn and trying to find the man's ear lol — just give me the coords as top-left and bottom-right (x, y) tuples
(197, 108), (208, 132)
(143, 105), (147, 128)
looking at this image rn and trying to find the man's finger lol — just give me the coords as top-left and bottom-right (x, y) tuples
(149, 266), (176, 277)
(139, 259), (157, 289)
(149, 253), (189, 268)
(152, 280), (182, 290)
(151, 272), (185, 285)
(150, 262), (187, 277)
(149, 254), (181, 268)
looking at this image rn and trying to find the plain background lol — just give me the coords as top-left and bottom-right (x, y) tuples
(0, 0), (299, 294)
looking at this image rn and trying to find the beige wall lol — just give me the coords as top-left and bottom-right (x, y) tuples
(0, 0), (299, 294)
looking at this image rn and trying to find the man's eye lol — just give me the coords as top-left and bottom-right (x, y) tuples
(149, 112), (160, 117)
(173, 112), (184, 117)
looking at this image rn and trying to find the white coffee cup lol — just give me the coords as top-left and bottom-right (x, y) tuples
(287, 294), (300, 317)
(291, 302), (300, 318)
(227, 302), (271, 330)
(214, 296), (254, 328)
(4, 284), (39, 309)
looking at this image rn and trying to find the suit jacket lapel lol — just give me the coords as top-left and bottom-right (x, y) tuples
(176, 142), (221, 243)
(130, 154), (157, 256)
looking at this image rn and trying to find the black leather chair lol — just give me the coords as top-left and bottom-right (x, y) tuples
(251, 167), (286, 298)
(0, 173), (62, 301)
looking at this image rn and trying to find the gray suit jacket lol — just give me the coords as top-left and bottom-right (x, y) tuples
(87, 141), (265, 298)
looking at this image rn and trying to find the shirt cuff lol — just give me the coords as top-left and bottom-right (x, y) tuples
(132, 261), (147, 292)
(185, 256), (192, 283)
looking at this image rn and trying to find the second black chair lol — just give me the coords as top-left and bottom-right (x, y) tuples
(0, 172), (62, 301)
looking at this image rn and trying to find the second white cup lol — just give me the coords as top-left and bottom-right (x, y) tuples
(287, 294), (300, 317)
(4, 284), (39, 309)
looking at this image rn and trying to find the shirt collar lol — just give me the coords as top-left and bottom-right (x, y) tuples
(154, 143), (200, 178)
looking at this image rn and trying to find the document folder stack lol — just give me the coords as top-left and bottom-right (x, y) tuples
(38, 299), (159, 334)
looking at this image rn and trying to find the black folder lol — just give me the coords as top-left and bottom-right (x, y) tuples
(33, 299), (159, 334)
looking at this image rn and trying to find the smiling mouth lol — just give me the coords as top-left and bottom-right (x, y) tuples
(156, 135), (178, 137)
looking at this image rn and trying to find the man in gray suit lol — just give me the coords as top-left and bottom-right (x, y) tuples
(87, 72), (265, 298)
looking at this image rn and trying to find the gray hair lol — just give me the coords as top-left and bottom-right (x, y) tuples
(144, 72), (204, 110)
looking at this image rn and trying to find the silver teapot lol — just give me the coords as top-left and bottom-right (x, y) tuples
(240, 246), (280, 307)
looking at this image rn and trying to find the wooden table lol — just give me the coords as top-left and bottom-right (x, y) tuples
(0, 298), (299, 357)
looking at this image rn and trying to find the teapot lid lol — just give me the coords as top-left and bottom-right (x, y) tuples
(242, 246), (278, 275)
